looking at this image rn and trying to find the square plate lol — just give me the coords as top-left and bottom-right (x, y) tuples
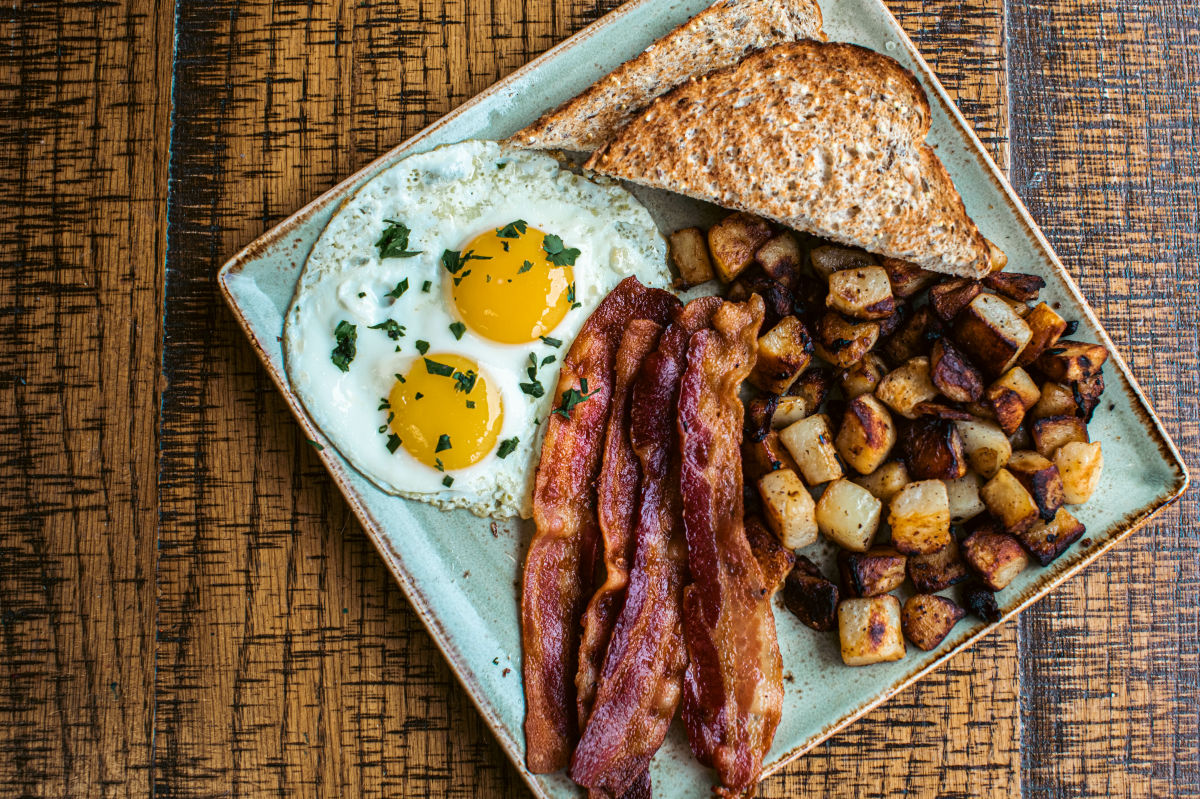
(218, 0), (1189, 795)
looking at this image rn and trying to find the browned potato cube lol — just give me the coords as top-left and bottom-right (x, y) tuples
(961, 524), (1030, 590)
(812, 312), (880, 369)
(839, 596), (906, 666)
(853, 461), (911, 503)
(1017, 302), (1068, 367)
(1035, 340), (1109, 382)
(839, 353), (888, 400)
(963, 583), (1002, 623)
(1006, 450), (1065, 522)
(907, 538), (970, 593)
(750, 315), (813, 394)
(983, 272), (1046, 302)
(772, 395), (813, 429)
(876, 307), (905, 338)
(1029, 381), (1079, 421)
(1073, 371), (1106, 422)
(1008, 424), (1034, 453)
(901, 416), (968, 480)
(827, 266), (896, 320)
(945, 472), (986, 522)
(836, 395), (897, 476)
(742, 430), (800, 484)
(1031, 415), (1089, 458)
(929, 278), (983, 322)
(773, 368), (832, 428)
(930, 337), (984, 403)
(979, 468), (1041, 534)
(839, 547), (907, 598)
(744, 395), (778, 444)
(780, 413), (843, 485)
(757, 468), (819, 549)
(876, 357), (940, 420)
(954, 418), (1012, 478)
(992, 367), (1041, 409)
(879, 257), (938, 298)
(755, 231), (804, 289)
(888, 480), (952, 555)
(911, 401), (974, 421)
(952, 293), (1034, 377)
(986, 239), (1009, 273)
(1017, 507), (1086, 566)
(902, 594), (966, 651)
(882, 306), (941, 365)
(745, 514), (796, 592)
(985, 367), (1040, 435)
(707, 212), (773, 282)
(1055, 441), (1103, 504)
(809, 244), (876, 281)
(815, 478), (882, 552)
(668, 227), (715, 288)
(783, 556), (839, 631)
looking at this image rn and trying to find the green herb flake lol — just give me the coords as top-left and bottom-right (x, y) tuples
(357, 291), (366, 298)
(567, 282), (581, 309)
(434, 458), (445, 472)
(465, 400), (476, 409)
(386, 433), (402, 453)
(553, 378), (597, 419)
(376, 219), (422, 259)
(449, 321), (467, 340)
(540, 335), (562, 348)
(394, 373), (406, 384)
(331, 320), (357, 372)
(424, 358), (454, 377)
(422, 280), (432, 293)
(415, 340), (430, 355)
(497, 437), (519, 459)
(453, 369), (477, 394)
(442, 249), (491, 276)
(385, 278), (409, 300)
(519, 381), (545, 398)
(415, 392), (424, 400)
(377, 397), (391, 410)
(368, 319), (406, 340)
(435, 434), (452, 453)
(308, 439), (325, 452)
(542, 233), (581, 267)
(496, 220), (528, 239)
(442, 475), (454, 487)
(518, 260), (534, 274)
(541, 355), (556, 367)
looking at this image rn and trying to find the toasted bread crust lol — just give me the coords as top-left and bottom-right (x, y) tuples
(586, 41), (994, 278)
(512, 0), (824, 152)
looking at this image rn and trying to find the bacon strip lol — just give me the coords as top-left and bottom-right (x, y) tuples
(571, 297), (723, 796)
(576, 319), (664, 727)
(678, 296), (784, 798)
(522, 277), (679, 773)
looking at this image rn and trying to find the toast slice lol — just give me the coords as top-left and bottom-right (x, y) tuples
(586, 41), (1002, 278)
(512, 0), (824, 153)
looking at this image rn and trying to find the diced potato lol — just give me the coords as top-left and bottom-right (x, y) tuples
(783, 556), (840, 631)
(839, 596), (906, 666)
(853, 460), (910, 503)
(876, 308), (904, 338)
(983, 272), (1045, 302)
(1029, 381), (1078, 421)
(1073, 371), (1106, 422)
(755, 231), (804, 288)
(839, 547), (906, 598)
(773, 395), (812, 429)
(812, 312), (880, 369)
(879, 257), (937, 298)
(773, 368), (833, 429)
(707, 212), (773, 282)
(979, 468), (1040, 534)
(929, 278), (982, 322)
(835, 395), (897, 476)
(742, 430), (801, 485)
(809, 244), (876, 281)
(757, 469), (819, 550)
(961, 524), (1029, 590)
(876, 357), (939, 420)
(1017, 302), (1068, 367)
(952, 293), (1034, 377)
(945, 471), (986, 522)
(827, 266), (896, 320)
(815, 479), (882, 552)
(881, 306), (940, 365)
(744, 395), (778, 444)
(1031, 415), (1089, 458)
(985, 368), (1039, 435)
(749, 315), (813, 394)
(1008, 424), (1034, 453)
(993, 367), (1041, 409)
(744, 514), (796, 592)
(911, 401), (974, 421)
(901, 594), (966, 651)
(888, 480), (951, 555)
(986, 239), (1009, 273)
(839, 353), (887, 400)
(668, 227), (715, 288)
(1034, 340), (1109, 382)
(780, 414), (844, 485)
(930, 337), (983, 403)
(963, 583), (1001, 623)
(1055, 441), (1103, 504)
(954, 418), (1012, 478)
(906, 538), (969, 593)
(1017, 507), (1086, 566)
(900, 416), (968, 480)
(1006, 450), (1065, 522)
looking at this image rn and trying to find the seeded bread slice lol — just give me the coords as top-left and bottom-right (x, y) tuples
(512, 0), (824, 153)
(586, 41), (1001, 278)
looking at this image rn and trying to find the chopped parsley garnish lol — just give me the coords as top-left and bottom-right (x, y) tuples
(497, 437), (519, 459)
(496, 220), (528, 238)
(449, 321), (467, 340)
(465, 400), (475, 409)
(422, 280), (431, 293)
(518, 260), (534, 274)
(368, 319), (406, 340)
(434, 458), (445, 472)
(542, 234), (581, 267)
(415, 340), (430, 355)
(497, 162), (507, 170)
(424, 358), (454, 377)
(394, 373), (405, 384)
(377, 397), (391, 410)
(376, 219), (421, 259)
(436, 434), (452, 453)
(441, 248), (491, 276)
(385, 278), (409, 299)
(501, 242), (509, 253)
(453, 369), (477, 394)
(453, 270), (471, 287)
(520, 381), (545, 398)
(442, 475), (454, 487)
(540, 335), (562, 348)
(308, 439), (324, 452)
(331, 320), (357, 372)
(567, 282), (581, 309)
(541, 355), (556, 367)
(385, 433), (402, 453)
(415, 392), (424, 400)
(553, 378), (597, 419)
(357, 291), (365, 298)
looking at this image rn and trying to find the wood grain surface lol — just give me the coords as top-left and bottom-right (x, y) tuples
(0, 1), (1196, 797)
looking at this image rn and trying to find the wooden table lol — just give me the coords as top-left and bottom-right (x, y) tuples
(1, 1), (1196, 796)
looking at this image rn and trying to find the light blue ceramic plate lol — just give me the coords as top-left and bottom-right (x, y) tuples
(218, 1), (1189, 795)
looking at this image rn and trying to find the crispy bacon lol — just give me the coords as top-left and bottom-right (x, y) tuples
(522, 277), (679, 773)
(678, 296), (784, 798)
(576, 320), (665, 726)
(572, 297), (723, 797)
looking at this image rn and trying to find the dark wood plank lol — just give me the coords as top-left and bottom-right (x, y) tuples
(0, 0), (172, 795)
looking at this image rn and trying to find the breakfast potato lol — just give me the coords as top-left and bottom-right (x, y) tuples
(876, 357), (940, 419)
(1008, 424), (1034, 453)
(839, 547), (906, 598)
(668, 227), (715, 287)
(930, 337), (984, 403)
(929, 277), (983, 322)
(1017, 507), (1086, 566)
(945, 471), (986, 522)
(774, 367), (834, 429)
(882, 306), (941, 365)
(745, 514), (796, 592)
(979, 468), (1040, 534)
(879, 257), (937, 299)
(783, 556), (840, 631)
(907, 538), (970, 593)
(780, 413), (844, 485)
(827, 266), (896, 320)
(852, 460), (910, 503)
(835, 395), (897, 475)
(1034, 340), (1109, 382)
(1006, 450), (1065, 521)
(809, 244), (877, 281)
(1055, 441), (1103, 504)
(902, 594), (966, 651)
(708, 212), (774, 282)
(1072, 371), (1106, 422)
(992, 367), (1041, 409)
(952, 293), (1034, 377)
(963, 583), (1002, 623)
(875, 307), (906, 338)
(954, 418), (1012, 478)
(812, 312), (880, 369)
(1031, 415), (1089, 458)
(839, 353), (888, 400)
(750, 315), (813, 393)
(985, 367), (1040, 435)
(755, 231), (804, 288)
(757, 468), (819, 550)
(742, 430), (801, 484)
(961, 524), (1030, 590)
(744, 395), (778, 443)
(900, 416), (968, 480)
(983, 272), (1045, 302)
(911, 401), (974, 422)
(888, 479), (952, 555)
(773, 395), (813, 429)
(1017, 302), (1068, 367)
(986, 239), (1010, 273)
(839, 596), (906, 666)
(815, 479), (882, 552)
(1029, 381), (1079, 421)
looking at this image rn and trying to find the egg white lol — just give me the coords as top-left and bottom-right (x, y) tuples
(283, 140), (670, 518)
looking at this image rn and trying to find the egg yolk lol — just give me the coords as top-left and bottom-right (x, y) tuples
(388, 353), (503, 471)
(450, 224), (575, 344)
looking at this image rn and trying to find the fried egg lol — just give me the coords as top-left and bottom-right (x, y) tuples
(283, 140), (670, 517)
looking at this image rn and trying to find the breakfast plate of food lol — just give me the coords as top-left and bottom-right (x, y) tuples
(218, 0), (1189, 796)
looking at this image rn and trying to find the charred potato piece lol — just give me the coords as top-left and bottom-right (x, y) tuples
(1035, 340), (1109, 382)
(888, 479), (952, 555)
(742, 430), (800, 484)
(907, 538), (969, 593)
(839, 547), (907, 598)
(853, 460), (911, 503)
(827, 266), (896, 320)
(750, 315), (813, 394)
(840, 353), (888, 400)
(952, 293), (1033, 377)
(954, 418), (1012, 478)
(876, 357), (940, 420)
(985, 367), (1040, 435)
(668, 227), (715, 287)
(980, 468), (1040, 534)
(812, 312), (880, 369)
(945, 472), (986, 522)
(882, 306), (941, 365)
(879, 257), (937, 299)
(986, 239), (1009, 273)
(809, 244), (876, 281)
(1008, 424), (1034, 453)
(983, 272), (1046, 302)
(755, 231), (804, 289)
(912, 401), (974, 421)
(1006, 450), (1065, 521)
(773, 395), (813, 429)
(708, 212), (774, 282)
(783, 556), (840, 631)
(1055, 441), (1103, 504)
(757, 468), (819, 549)
(1017, 507), (1086, 566)
(780, 413), (843, 485)
(1017, 302), (1068, 367)
(930, 337), (984, 403)
(1030, 381), (1078, 421)
(929, 278), (983, 323)
(961, 524), (1030, 590)
(774, 367), (833, 428)
(745, 395), (778, 443)
(815, 478), (882, 552)
(1031, 415), (1089, 458)
(839, 596), (906, 666)
(902, 594), (966, 651)
(875, 307), (905, 338)
(1072, 371), (1105, 422)
(901, 416), (968, 480)
(745, 514), (797, 592)
(836, 395), (897, 476)
(963, 583), (1002, 623)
